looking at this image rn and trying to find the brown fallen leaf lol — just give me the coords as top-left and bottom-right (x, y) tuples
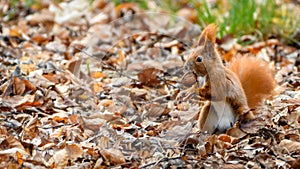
(16, 101), (42, 111)
(238, 117), (266, 134)
(22, 116), (41, 140)
(99, 99), (114, 107)
(144, 103), (167, 118)
(26, 9), (55, 25)
(291, 158), (300, 169)
(181, 71), (197, 88)
(220, 164), (245, 169)
(205, 135), (218, 154)
(16, 151), (23, 166)
(218, 134), (231, 143)
(279, 139), (300, 153)
(3, 75), (37, 96)
(31, 34), (51, 45)
(13, 76), (26, 95)
(9, 28), (22, 37)
(66, 58), (82, 78)
(0, 126), (25, 150)
(226, 127), (247, 139)
(90, 71), (106, 79)
(100, 148), (126, 165)
(138, 67), (163, 87)
(81, 116), (106, 132)
(65, 143), (84, 160)
(53, 148), (68, 167)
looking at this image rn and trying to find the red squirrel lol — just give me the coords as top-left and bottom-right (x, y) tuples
(183, 24), (276, 133)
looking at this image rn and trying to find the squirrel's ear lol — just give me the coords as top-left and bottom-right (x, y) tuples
(197, 24), (218, 46)
(197, 35), (206, 46)
(204, 40), (214, 58)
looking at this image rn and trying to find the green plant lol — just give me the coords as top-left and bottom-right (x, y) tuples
(226, 0), (257, 36)
(112, 0), (148, 9)
(257, 0), (276, 35)
(9, 0), (37, 8)
(111, 0), (300, 44)
(193, 0), (217, 27)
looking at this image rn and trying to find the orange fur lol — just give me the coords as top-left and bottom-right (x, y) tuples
(227, 56), (276, 108)
(198, 24), (218, 45)
(184, 24), (276, 133)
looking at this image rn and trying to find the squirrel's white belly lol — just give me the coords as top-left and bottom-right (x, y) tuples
(202, 101), (236, 133)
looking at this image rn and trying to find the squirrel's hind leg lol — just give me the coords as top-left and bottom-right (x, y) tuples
(199, 101), (236, 133)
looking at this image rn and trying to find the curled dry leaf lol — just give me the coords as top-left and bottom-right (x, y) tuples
(16, 151), (23, 166)
(164, 122), (193, 142)
(291, 158), (300, 169)
(100, 148), (126, 165)
(169, 108), (199, 122)
(31, 34), (51, 45)
(226, 127), (247, 139)
(90, 71), (106, 79)
(144, 103), (167, 118)
(99, 99), (114, 107)
(26, 9), (55, 25)
(220, 164), (246, 169)
(66, 58), (82, 78)
(65, 143), (84, 160)
(279, 139), (300, 153)
(138, 67), (163, 87)
(181, 72), (197, 88)
(218, 134), (238, 144)
(239, 117), (266, 134)
(53, 148), (68, 167)
(2, 76), (37, 96)
(0, 126), (25, 150)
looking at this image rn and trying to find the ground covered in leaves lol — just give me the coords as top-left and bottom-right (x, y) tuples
(0, 0), (299, 168)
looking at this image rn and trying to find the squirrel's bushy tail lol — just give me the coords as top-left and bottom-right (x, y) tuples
(227, 56), (276, 108)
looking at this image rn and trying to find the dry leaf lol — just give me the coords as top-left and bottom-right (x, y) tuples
(16, 151), (23, 165)
(31, 34), (50, 44)
(53, 148), (68, 167)
(226, 127), (247, 138)
(279, 139), (300, 153)
(0, 148), (29, 157)
(66, 143), (84, 160)
(144, 103), (167, 118)
(90, 71), (106, 79)
(100, 148), (126, 165)
(220, 164), (245, 169)
(138, 67), (163, 87)
(181, 72), (197, 88)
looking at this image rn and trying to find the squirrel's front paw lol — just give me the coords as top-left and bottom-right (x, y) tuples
(176, 90), (196, 102)
(176, 85), (203, 102)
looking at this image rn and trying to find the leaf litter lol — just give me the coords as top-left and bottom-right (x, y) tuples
(0, 0), (299, 168)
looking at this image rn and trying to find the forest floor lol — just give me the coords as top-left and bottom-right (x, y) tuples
(0, 0), (299, 168)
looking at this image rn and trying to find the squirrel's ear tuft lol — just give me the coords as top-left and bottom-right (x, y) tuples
(197, 23), (218, 46)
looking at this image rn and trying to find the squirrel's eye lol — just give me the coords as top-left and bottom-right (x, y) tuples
(196, 56), (202, 62)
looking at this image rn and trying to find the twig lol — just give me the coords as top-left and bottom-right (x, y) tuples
(78, 48), (139, 83)
(157, 76), (180, 89)
(133, 94), (173, 105)
(37, 123), (74, 129)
